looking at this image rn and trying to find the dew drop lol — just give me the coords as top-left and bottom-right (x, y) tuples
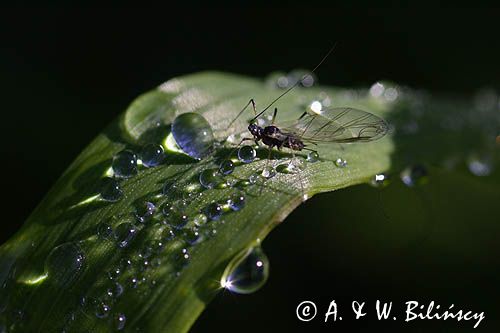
(400, 165), (429, 187)
(199, 168), (223, 189)
(112, 150), (137, 178)
(140, 143), (165, 167)
(205, 202), (223, 220)
(176, 248), (190, 268)
(114, 313), (126, 331)
(134, 201), (156, 223)
(161, 225), (175, 241)
(95, 302), (111, 319)
(219, 159), (235, 175)
(228, 192), (246, 211)
(261, 166), (277, 179)
(114, 222), (137, 248)
(171, 112), (214, 160)
(165, 206), (188, 229)
(192, 213), (208, 227)
(183, 228), (201, 245)
(248, 172), (260, 184)
(221, 246), (269, 294)
(106, 282), (124, 300)
(162, 181), (179, 196)
(335, 158), (348, 168)
(238, 146), (256, 163)
(107, 266), (121, 280)
(99, 177), (123, 202)
(44, 242), (85, 287)
(97, 222), (113, 239)
(370, 173), (391, 188)
(306, 151), (320, 163)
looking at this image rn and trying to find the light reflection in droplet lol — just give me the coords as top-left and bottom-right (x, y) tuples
(369, 82), (385, 98)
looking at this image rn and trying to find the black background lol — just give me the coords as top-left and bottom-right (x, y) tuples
(1, 5), (499, 332)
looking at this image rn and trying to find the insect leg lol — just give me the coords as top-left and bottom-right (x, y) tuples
(271, 107), (278, 125)
(258, 147), (274, 195)
(227, 99), (257, 129)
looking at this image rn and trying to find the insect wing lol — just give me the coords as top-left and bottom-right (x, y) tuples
(281, 107), (388, 143)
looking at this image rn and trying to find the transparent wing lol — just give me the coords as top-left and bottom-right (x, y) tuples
(280, 107), (388, 143)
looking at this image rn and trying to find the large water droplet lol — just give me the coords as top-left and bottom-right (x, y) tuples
(400, 165), (428, 187)
(99, 177), (123, 202)
(114, 222), (137, 248)
(171, 113), (214, 160)
(112, 150), (137, 178)
(140, 143), (165, 167)
(221, 246), (269, 294)
(238, 146), (256, 163)
(219, 160), (235, 175)
(44, 242), (85, 287)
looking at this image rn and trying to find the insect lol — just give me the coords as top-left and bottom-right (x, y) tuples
(227, 45), (388, 159)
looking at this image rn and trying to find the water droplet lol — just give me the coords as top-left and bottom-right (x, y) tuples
(162, 181), (179, 196)
(114, 222), (137, 248)
(176, 248), (190, 268)
(288, 69), (315, 87)
(99, 177), (123, 202)
(112, 150), (137, 178)
(171, 112), (214, 160)
(161, 225), (175, 241)
(97, 222), (113, 239)
(227, 192), (245, 211)
(192, 213), (208, 227)
(114, 313), (126, 331)
(130, 277), (139, 288)
(369, 82), (385, 97)
(205, 202), (223, 220)
(335, 158), (347, 168)
(370, 173), (391, 188)
(277, 159), (305, 174)
(107, 267), (121, 280)
(183, 228), (201, 245)
(400, 165), (428, 187)
(219, 159), (235, 175)
(221, 246), (269, 294)
(95, 302), (111, 319)
(467, 155), (493, 176)
(199, 168), (223, 189)
(238, 146), (256, 163)
(140, 143), (165, 167)
(248, 172), (260, 184)
(165, 206), (188, 229)
(384, 87), (399, 102)
(106, 282), (124, 300)
(261, 166), (276, 179)
(309, 100), (322, 114)
(306, 151), (320, 163)
(44, 242), (85, 287)
(134, 201), (156, 223)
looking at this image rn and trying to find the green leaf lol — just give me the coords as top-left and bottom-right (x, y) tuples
(1, 71), (463, 332)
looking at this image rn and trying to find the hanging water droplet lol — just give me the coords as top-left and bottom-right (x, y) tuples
(134, 201), (156, 223)
(219, 159), (235, 175)
(44, 242), (85, 287)
(114, 222), (137, 248)
(199, 168), (223, 189)
(171, 112), (214, 160)
(227, 192), (246, 211)
(192, 213), (208, 227)
(221, 246), (269, 294)
(238, 146), (256, 163)
(183, 228), (201, 245)
(97, 222), (113, 239)
(114, 313), (126, 331)
(370, 173), (391, 188)
(205, 202), (223, 220)
(400, 165), (429, 187)
(140, 143), (165, 167)
(112, 150), (137, 178)
(95, 302), (111, 319)
(99, 177), (123, 202)
(335, 158), (348, 168)
(261, 166), (277, 179)
(306, 151), (320, 163)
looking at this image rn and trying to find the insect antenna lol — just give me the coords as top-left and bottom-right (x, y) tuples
(251, 43), (338, 122)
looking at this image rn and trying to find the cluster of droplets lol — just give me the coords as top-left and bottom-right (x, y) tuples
(266, 69), (316, 89)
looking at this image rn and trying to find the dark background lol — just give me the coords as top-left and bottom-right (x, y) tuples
(1, 5), (499, 332)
